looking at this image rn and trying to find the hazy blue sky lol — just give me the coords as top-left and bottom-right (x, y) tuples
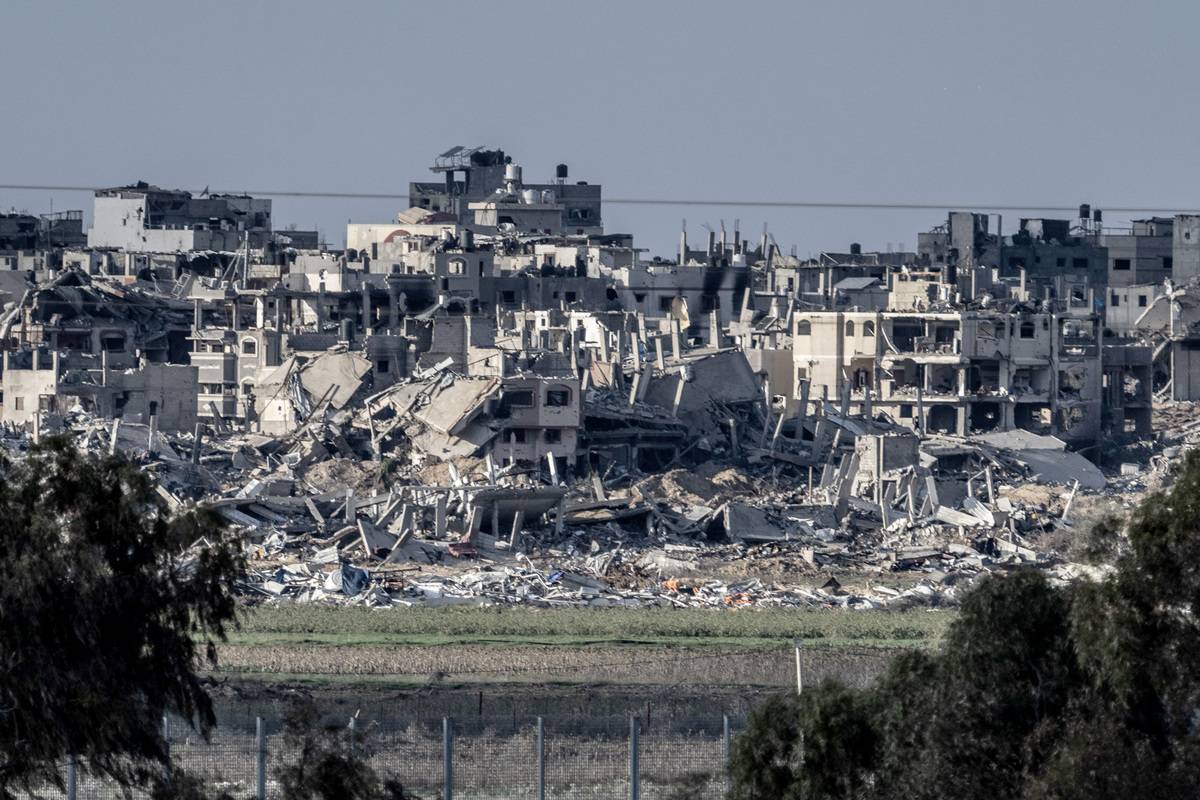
(1, 0), (1195, 258)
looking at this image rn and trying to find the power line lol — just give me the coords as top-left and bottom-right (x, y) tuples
(0, 182), (1196, 215)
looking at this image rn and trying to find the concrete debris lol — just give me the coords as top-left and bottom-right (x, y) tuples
(5, 164), (1196, 611)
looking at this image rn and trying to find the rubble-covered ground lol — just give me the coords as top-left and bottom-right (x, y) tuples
(6, 375), (1192, 699)
(3, 393), (1187, 617)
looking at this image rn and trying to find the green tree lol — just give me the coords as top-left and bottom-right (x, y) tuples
(0, 437), (243, 798)
(1072, 450), (1200, 748)
(915, 570), (1079, 799)
(275, 700), (419, 800)
(731, 449), (1200, 800)
(729, 683), (877, 800)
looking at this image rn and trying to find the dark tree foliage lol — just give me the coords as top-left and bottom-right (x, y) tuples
(730, 451), (1200, 800)
(275, 700), (419, 800)
(0, 437), (243, 798)
(917, 570), (1079, 799)
(729, 684), (876, 800)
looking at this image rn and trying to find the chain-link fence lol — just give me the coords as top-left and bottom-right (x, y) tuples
(38, 714), (743, 799)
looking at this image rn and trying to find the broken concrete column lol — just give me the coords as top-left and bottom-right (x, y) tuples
(771, 412), (785, 449)
(671, 374), (686, 417)
(708, 310), (720, 349)
(361, 283), (371, 338)
(192, 422), (203, 464)
(654, 337), (665, 370)
(387, 284), (399, 330)
(760, 380), (772, 446)
(435, 493), (447, 538)
(739, 288), (754, 324)
(193, 298), (203, 332)
(797, 379), (810, 430)
(670, 319), (682, 361)
(554, 497), (566, 536)
(466, 505), (483, 544)
(508, 509), (525, 550)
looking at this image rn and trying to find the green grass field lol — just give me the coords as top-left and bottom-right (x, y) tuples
(211, 606), (954, 691)
(231, 605), (953, 648)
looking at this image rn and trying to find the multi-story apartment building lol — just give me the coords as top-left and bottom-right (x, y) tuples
(88, 183), (273, 252)
(792, 303), (1105, 447)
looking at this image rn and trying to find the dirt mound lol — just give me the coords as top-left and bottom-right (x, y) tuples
(696, 462), (757, 495)
(637, 462), (757, 506)
(301, 458), (381, 494)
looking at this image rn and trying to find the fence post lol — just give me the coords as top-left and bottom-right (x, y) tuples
(723, 714), (732, 793)
(66, 755), (77, 800)
(162, 715), (171, 783)
(536, 717), (545, 800)
(629, 716), (640, 800)
(256, 717), (266, 800)
(443, 717), (453, 800)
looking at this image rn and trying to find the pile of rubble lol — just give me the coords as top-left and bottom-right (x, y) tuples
(1, 346), (1157, 612)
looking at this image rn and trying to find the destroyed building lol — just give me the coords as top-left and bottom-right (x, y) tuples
(409, 147), (603, 235)
(88, 183), (276, 252)
(3, 151), (1199, 618)
(790, 302), (1106, 447)
(917, 210), (1108, 302)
